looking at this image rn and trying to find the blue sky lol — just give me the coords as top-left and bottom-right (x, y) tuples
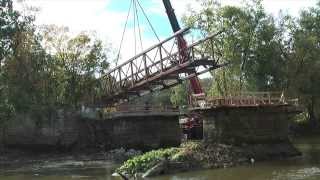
(106, 0), (173, 39)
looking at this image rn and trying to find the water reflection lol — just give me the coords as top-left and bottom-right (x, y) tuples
(0, 137), (320, 180)
(272, 167), (320, 180)
(154, 137), (320, 180)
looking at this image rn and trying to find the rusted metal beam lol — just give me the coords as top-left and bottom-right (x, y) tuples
(97, 29), (227, 105)
(105, 27), (190, 75)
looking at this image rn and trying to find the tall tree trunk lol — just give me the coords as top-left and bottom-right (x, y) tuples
(308, 96), (318, 129)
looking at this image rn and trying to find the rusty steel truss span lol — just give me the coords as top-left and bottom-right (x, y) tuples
(99, 28), (226, 105)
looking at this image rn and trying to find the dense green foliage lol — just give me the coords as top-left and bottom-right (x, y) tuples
(39, 25), (109, 107)
(288, 4), (320, 126)
(116, 142), (202, 175)
(170, 83), (188, 107)
(0, 0), (110, 137)
(116, 148), (179, 174)
(184, 0), (320, 126)
(0, 0), (30, 139)
(184, 0), (286, 94)
(116, 141), (241, 176)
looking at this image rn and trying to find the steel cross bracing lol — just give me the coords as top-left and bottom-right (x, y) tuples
(99, 28), (225, 105)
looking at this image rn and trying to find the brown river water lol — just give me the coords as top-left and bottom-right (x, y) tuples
(1, 136), (320, 180)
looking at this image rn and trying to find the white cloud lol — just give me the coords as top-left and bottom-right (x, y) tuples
(262, 0), (317, 17)
(170, 0), (317, 18)
(13, 0), (318, 65)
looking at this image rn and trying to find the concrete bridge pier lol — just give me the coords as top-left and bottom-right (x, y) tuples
(192, 105), (302, 160)
(79, 108), (182, 151)
(194, 105), (300, 144)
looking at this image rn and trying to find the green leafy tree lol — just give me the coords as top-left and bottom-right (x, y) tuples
(184, 0), (287, 96)
(286, 3), (320, 126)
(170, 83), (188, 107)
(1, 0), (18, 63)
(5, 29), (51, 111)
(0, 0), (35, 143)
(185, 0), (320, 127)
(0, 0), (34, 66)
(0, 0), (111, 122)
(40, 25), (109, 107)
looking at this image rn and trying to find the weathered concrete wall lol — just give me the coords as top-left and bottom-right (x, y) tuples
(1, 110), (79, 150)
(0, 111), (181, 151)
(79, 115), (181, 151)
(199, 105), (298, 144)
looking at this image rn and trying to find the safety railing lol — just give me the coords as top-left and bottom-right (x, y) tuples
(114, 104), (179, 113)
(199, 92), (299, 108)
(80, 104), (179, 120)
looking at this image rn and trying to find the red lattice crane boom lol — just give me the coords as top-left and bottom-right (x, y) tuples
(162, 0), (204, 96)
(163, 0), (205, 139)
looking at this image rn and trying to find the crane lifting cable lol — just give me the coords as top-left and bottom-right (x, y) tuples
(114, 0), (206, 97)
(115, 0), (160, 66)
(98, 0), (226, 109)
(115, 0), (132, 66)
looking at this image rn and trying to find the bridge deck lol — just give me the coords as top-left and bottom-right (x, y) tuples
(191, 92), (301, 112)
(81, 105), (180, 120)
